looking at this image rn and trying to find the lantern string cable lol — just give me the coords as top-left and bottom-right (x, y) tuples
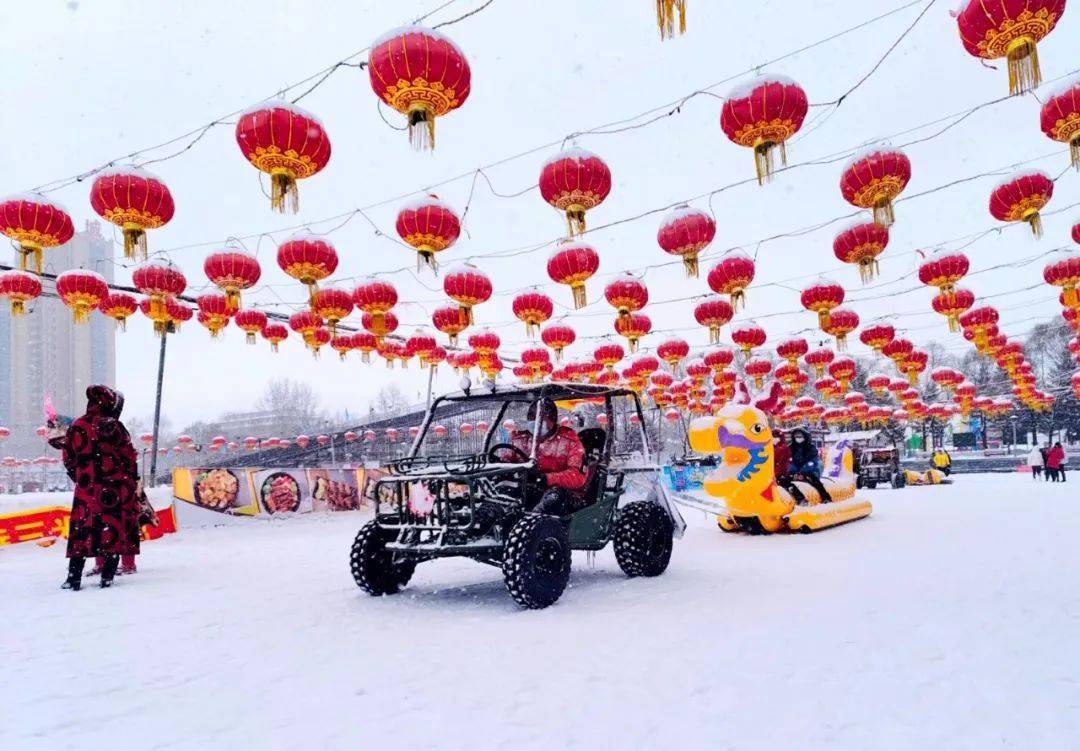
(28, 0), (923, 196)
(809, 0), (938, 108)
(431, 0), (497, 29)
(137, 63), (1077, 274)
(25, 0), (488, 194)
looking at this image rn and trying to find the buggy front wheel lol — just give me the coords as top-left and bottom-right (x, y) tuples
(350, 520), (415, 596)
(614, 502), (673, 577)
(502, 515), (571, 609)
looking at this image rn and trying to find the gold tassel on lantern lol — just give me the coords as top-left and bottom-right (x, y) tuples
(416, 248), (439, 273)
(564, 206), (588, 237)
(817, 310), (831, 329)
(858, 257), (880, 284)
(224, 289), (241, 313)
(873, 197), (896, 228)
(571, 283), (587, 310)
(753, 140), (787, 185)
(270, 171), (299, 214)
(656, 0), (686, 40)
(1023, 209), (1043, 238)
(1070, 136), (1080, 170)
(1006, 36), (1041, 96)
(122, 225), (148, 260)
(408, 102), (436, 151)
(730, 288), (746, 311)
(682, 254), (699, 278)
(708, 325), (720, 345)
(1064, 286), (1079, 309)
(18, 245), (43, 275)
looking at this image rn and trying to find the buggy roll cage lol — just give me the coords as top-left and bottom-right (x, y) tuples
(405, 382), (652, 466)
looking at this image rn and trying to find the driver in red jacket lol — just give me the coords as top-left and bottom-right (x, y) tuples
(501, 399), (587, 515)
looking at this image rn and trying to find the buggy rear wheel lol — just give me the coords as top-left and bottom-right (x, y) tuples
(502, 514), (571, 609)
(350, 520), (415, 596)
(614, 502), (673, 577)
(891, 472), (906, 489)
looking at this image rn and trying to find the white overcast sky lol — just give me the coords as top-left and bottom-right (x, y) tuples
(3, 0), (1077, 425)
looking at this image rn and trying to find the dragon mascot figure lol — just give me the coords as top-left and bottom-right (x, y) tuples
(685, 381), (872, 534)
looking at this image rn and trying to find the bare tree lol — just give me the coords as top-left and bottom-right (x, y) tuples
(371, 384), (410, 415)
(255, 379), (327, 435)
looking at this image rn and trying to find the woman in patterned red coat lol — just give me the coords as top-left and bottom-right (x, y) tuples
(48, 385), (140, 590)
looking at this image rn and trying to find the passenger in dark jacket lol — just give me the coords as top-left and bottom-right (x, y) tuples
(773, 431), (806, 503)
(789, 428), (832, 503)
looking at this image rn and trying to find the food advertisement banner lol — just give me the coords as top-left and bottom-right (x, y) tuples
(173, 467), (369, 516)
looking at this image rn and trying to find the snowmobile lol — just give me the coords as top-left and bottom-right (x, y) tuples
(671, 383), (872, 534)
(349, 382), (683, 609)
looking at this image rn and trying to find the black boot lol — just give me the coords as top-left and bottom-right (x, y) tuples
(62, 556), (85, 591)
(100, 555), (120, 588)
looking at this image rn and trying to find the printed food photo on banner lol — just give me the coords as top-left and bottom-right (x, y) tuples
(252, 469), (310, 514)
(307, 468), (364, 511)
(172, 467), (259, 515)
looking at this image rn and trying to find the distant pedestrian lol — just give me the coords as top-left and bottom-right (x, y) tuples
(1027, 445), (1043, 479)
(1046, 442), (1065, 483)
(47, 386), (141, 591)
(1040, 446), (1050, 480)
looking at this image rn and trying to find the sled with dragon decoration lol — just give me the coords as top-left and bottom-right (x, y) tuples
(671, 381), (872, 534)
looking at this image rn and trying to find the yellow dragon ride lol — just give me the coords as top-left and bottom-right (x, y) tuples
(682, 385), (872, 534)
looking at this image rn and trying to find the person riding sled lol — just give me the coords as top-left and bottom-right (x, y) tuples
(773, 430), (807, 505)
(788, 428), (832, 503)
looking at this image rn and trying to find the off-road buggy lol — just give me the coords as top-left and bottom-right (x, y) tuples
(853, 445), (905, 489)
(350, 382), (683, 609)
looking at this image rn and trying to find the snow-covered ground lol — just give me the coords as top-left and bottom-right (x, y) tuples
(4, 473), (1078, 750)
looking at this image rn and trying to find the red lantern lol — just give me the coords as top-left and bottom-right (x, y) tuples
(955, 0), (1065, 94)
(89, 167), (174, 260)
(804, 347), (835, 377)
(703, 348), (734, 374)
(719, 76), (808, 183)
(541, 323), (576, 361)
(468, 328), (500, 355)
(657, 338), (690, 371)
(204, 250), (261, 312)
(614, 313), (651, 353)
(539, 148), (612, 235)
(693, 295), (734, 344)
(823, 308), (859, 351)
(0, 193), (74, 273)
(918, 251), (969, 296)
(744, 357), (772, 389)
(260, 323), (287, 352)
(594, 342), (625, 369)
(901, 350), (929, 385)
(444, 264), (491, 324)
(290, 310), (322, 348)
(731, 322), (766, 356)
(859, 323), (895, 353)
(839, 148), (911, 227)
(407, 329), (438, 364)
(1072, 370), (1080, 399)
(312, 287), (353, 336)
(547, 240), (600, 309)
(833, 222), (889, 283)
(512, 291), (554, 336)
(235, 101), (331, 212)
(196, 293), (232, 338)
(775, 337), (808, 365)
(53, 270), (106, 324)
(235, 309), (269, 345)
(432, 305), (468, 346)
(989, 170), (1053, 238)
(882, 337), (914, 364)
(1044, 252), (1080, 308)
(1041, 78), (1080, 169)
(604, 273), (648, 318)
(707, 252), (755, 310)
(133, 260), (187, 334)
(363, 310), (398, 340)
(331, 335), (354, 361)
(867, 373), (891, 396)
(0, 270), (42, 316)
(167, 299), (192, 331)
(278, 233), (338, 302)
(395, 195), (461, 270)
(958, 306), (1000, 348)
(368, 26), (471, 149)
(828, 356), (857, 391)
(351, 332), (377, 362)
(800, 279), (845, 329)
(308, 327), (332, 357)
(932, 288), (976, 332)
(657, 205), (715, 277)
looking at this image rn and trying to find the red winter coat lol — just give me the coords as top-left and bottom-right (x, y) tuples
(773, 439), (793, 476)
(48, 386), (141, 558)
(507, 426), (588, 491)
(1046, 445), (1065, 470)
